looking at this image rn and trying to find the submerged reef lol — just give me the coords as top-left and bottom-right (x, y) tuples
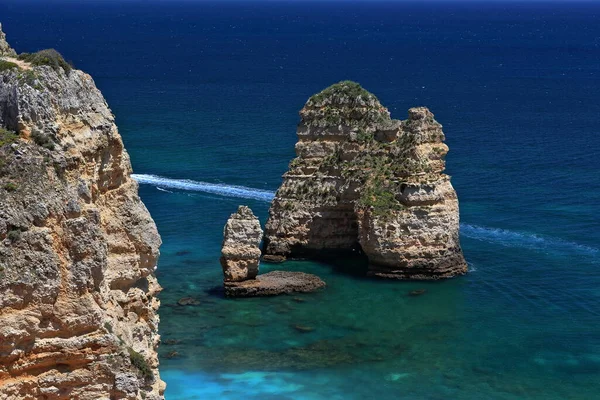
(263, 81), (467, 279)
(0, 25), (164, 399)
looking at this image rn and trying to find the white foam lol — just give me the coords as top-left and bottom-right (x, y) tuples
(132, 174), (275, 202)
(461, 224), (599, 256)
(133, 174), (598, 258)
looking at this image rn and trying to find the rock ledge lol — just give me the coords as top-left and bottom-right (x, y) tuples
(224, 271), (326, 297)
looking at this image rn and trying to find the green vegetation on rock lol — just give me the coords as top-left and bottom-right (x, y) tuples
(3, 182), (17, 192)
(303, 81), (390, 128)
(0, 59), (19, 72)
(31, 129), (56, 150)
(7, 229), (21, 242)
(18, 49), (72, 74)
(309, 80), (378, 105)
(128, 347), (154, 381)
(16, 69), (42, 89)
(358, 179), (403, 217)
(103, 322), (113, 334)
(0, 128), (18, 146)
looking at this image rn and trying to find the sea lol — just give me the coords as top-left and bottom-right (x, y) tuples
(1, 1), (599, 398)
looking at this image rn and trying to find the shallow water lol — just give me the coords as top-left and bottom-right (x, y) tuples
(2, 1), (599, 398)
(145, 181), (599, 400)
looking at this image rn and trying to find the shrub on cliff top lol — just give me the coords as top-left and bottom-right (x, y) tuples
(0, 60), (19, 72)
(304, 81), (390, 128)
(309, 81), (377, 105)
(18, 49), (72, 74)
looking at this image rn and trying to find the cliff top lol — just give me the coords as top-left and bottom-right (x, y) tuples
(0, 24), (72, 74)
(301, 81), (391, 128)
(307, 81), (379, 106)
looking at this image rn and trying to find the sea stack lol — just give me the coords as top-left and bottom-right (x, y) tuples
(220, 205), (264, 282)
(220, 206), (326, 297)
(0, 27), (164, 399)
(263, 81), (467, 279)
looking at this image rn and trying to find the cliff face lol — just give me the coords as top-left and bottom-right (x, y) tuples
(264, 81), (467, 279)
(0, 27), (164, 399)
(0, 24), (16, 57)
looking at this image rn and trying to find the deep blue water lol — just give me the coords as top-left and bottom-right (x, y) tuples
(2, 1), (600, 398)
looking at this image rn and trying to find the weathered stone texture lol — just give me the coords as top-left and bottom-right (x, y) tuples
(224, 271), (326, 297)
(0, 29), (164, 399)
(264, 81), (467, 279)
(220, 205), (263, 282)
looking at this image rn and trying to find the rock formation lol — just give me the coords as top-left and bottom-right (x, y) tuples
(220, 206), (325, 297)
(220, 206), (263, 282)
(0, 27), (164, 399)
(0, 24), (16, 57)
(224, 270), (326, 298)
(264, 81), (467, 279)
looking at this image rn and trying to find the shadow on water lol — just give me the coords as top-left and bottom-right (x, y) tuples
(274, 246), (371, 280)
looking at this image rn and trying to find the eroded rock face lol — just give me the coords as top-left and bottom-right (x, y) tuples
(0, 24), (16, 57)
(220, 206), (325, 297)
(264, 81), (467, 279)
(224, 271), (326, 297)
(0, 32), (164, 399)
(220, 206), (263, 282)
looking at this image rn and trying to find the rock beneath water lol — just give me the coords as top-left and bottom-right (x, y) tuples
(408, 289), (427, 296)
(224, 271), (325, 297)
(263, 81), (467, 280)
(262, 254), (286, 263)
(293, 297), (307, 303)
(293, 324), (315, 333)
(220, 206), (263, 282)
(177, 296), (200, 306)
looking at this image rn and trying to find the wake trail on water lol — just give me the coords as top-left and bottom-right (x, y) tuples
(133, 174), (599, 258)
(132, 174), (276, 202)
(460, 224), (599, 258)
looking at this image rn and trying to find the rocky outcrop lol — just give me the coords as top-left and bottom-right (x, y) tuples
(0, 28), (164, 399)
(264, 81), (467, 279)
(0, 24), (16, 57)
(220, 206), (263, 282)
(220, 206), (325, 297)
(224, 271), (326, 297)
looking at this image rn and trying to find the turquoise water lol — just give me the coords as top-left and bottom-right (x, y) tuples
(2, 1), (599, 398)
(144, 182), (600, 400)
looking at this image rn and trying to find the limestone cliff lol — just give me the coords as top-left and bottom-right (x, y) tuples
(264, 81), (467, 279)
(0, 26), (164, 399)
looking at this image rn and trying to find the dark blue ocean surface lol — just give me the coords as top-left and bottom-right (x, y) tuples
(2, 1), (599, 398)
